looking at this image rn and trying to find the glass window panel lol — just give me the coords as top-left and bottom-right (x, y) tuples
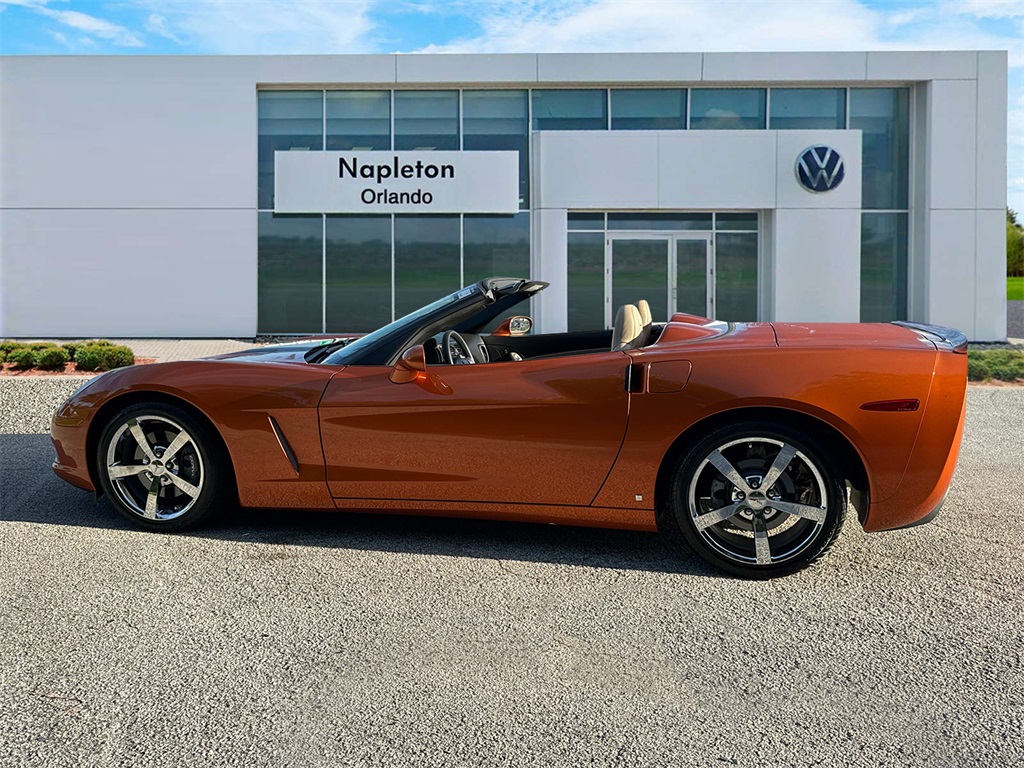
(463, 90), (530, 208)
(394, 215), (461, 317)
(258, 213), (323, 334)
(325, 215), (392, 333)
(464, 213), (531, 330)
(394, 91), (459, 151)
(676, 239), (708, 317)
(532, 90), (607, 131)
(326, 91), (390, 151)
(611, 89), (686, 130)
(568, 213), (605, 230)
(609, 212), (712, 230)
(860, 212), (908, 322)
(714, 232), (758, 322)
(715, 213), (759, 231)
(612, 239), (669, 325)
(690, 89), (766, 130)
(769, 88), (846, 129)
(850, 88), (910, 210)
(568, 233), (605, 332)
(258, 91), (323, 210)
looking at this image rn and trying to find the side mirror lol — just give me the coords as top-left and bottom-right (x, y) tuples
(389, 345), (427, 383)
(493, 316), (533, 337)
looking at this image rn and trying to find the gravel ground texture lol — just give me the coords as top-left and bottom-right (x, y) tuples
(1, 377), (1022, 768)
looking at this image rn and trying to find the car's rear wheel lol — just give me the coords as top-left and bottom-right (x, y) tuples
(668, 422), (846, 579)
(95, 403), (227, 531)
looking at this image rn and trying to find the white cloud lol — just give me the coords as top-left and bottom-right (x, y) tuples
(955, 0), (1024, 19)
(145, 13), (182, 44)
(136, 0), (376, 54)
(36, 7), (144, 47)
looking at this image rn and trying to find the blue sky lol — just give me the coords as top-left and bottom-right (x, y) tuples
(1, 0), (1022, 210)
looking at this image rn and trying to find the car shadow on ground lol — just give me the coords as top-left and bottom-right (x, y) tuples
(0, 433), (719, 577)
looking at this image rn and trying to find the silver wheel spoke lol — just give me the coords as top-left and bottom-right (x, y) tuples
(108, 464), (148, 479)
(752, 515), (772, 565)
(761, 443), (797, 491)
(128, 419), (157, 462)
(144, 478), (161, 520)
(768, 500), (827, 523)
(694, 502), (745, 532)
(162, 431), (192, 463)
(167, 472), (200, 499)
(707, 450), (752, 493)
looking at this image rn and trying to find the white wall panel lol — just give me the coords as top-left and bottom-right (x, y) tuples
(975, 208), (1008, 341)
(703, 53), (866, 82)
(866, 51), (977, 81)
(1, 209), (256, 337)
(976, 52), (1008, 211)
(927, 79), (978, 210)
(531, 208), (568, 334)
(537, 53), (702, 83)
(926, 210), (977, 337)
(772, 209), (861, 322)
(397, 54), (536, 83)
(1, 57), (256, 209)
(657, 132), (778, 209)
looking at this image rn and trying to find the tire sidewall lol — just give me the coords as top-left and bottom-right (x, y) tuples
(669, 421), (847, 579)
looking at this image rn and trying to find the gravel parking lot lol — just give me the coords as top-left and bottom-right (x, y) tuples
(1, 378), (1022, 767)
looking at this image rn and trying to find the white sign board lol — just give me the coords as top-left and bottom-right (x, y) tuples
(274, 151), (520, 214)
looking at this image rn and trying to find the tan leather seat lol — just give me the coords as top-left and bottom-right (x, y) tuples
(611, 304), (644, 351)
(637, 299), (653, 328)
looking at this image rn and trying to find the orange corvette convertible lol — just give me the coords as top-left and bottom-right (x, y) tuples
(51, 277), (967, 578)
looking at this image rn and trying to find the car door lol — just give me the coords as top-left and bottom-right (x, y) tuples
(319, 351), (631, 507)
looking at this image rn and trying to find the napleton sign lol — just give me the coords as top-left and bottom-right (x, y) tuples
(274, 150), (520, 214)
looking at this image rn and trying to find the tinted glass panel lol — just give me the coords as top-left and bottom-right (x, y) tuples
(464, 90), (530, 208)
(258, 91), (322, 210)
(715, 232), (758, 322)
(850, 88), (910, 210)
(326, 91), (390, 151)
(463, 213), (530, 284)
(612, 239), (669, 325)
(568, 213), (605, 230)
(532, 90), (607, 131)
(394, 91), (459, 151)
(568, 233), (605, 332)
(611, 89), (686, 130)
(394, 215), (461, 317)
(690, 89), (766, 130)
(676, 239), (708, 316)
(716, 213), (759, 231)
(769, 88), (846, 129)
(860, 212), (908, 322)
(609, 212), (712, 230)
(326, 215), (392, 333)
(258, 213), (322, 333)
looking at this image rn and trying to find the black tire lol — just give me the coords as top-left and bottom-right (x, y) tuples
(667, 421), (846, 579)
(95, 402), (229, 532)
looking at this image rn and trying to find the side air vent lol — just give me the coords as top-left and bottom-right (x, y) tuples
(267, 415), (300, 475)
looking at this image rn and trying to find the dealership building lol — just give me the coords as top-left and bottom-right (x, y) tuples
(0, 50), (1008, 340)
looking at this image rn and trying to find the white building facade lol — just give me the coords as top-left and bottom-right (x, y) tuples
(0, 51), (1008, 340)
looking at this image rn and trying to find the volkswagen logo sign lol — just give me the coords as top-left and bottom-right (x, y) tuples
(796, 145), (845, 193)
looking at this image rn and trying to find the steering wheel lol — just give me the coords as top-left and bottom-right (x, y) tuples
(443, 330), (476, 365)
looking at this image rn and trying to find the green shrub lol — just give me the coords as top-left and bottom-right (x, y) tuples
(6, 347), (37, 370)
(62, 342), (80, 361)
(0, 349), (6, 364)
(0, 340), (23, 354)
(968, 349), (1024, 382)
(91, 339), (115, 347)
(75, 343), (136, 372)
(35, 345), (69, 371)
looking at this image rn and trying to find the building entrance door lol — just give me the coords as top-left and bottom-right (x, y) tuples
(606, 233), (712, 327)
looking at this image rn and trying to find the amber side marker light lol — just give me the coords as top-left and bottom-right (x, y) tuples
(860, 399), (920, 412)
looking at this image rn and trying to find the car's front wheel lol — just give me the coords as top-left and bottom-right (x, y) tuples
(668, 422), (847, 579)
(95, 403), (228, 531)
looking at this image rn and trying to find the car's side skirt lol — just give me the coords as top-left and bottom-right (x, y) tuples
(330, 497), (658, 532)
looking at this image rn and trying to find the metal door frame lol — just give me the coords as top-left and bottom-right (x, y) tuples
(605, 231), (714, 328)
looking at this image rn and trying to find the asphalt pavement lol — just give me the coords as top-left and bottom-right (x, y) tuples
(1, 378), (1021, 767)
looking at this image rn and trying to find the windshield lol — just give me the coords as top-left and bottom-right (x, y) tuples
(318, 284), (482, 366)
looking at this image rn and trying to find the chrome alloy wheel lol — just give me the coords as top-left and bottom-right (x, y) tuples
(105, 414), (204, 521)
(686, 437), (828, 567)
